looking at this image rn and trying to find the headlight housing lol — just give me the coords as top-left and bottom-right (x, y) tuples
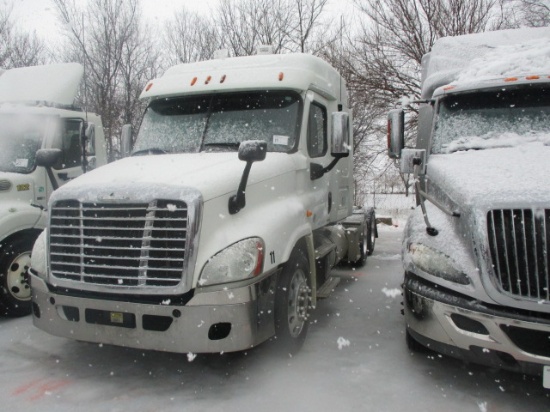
(409, 243), (470, 285)
(30, 230), (48, 279)
(199, 238), (264, 286)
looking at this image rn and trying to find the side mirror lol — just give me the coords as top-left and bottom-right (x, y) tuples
(85, 123), (96, 152)
(238, 140), (267, 162)
(400, 149), (426, 175)
(387, 109), (404, 159)
(310, 112), (350, 181)
(35, 149), (62, 190)
(331, 112), (350, 156)
(229, 140), (267, 215)
(121, 124), (133, 158)
(36, 149), (62, 168)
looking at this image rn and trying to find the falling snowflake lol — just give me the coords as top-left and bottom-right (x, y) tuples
(337, 337), (350, 350)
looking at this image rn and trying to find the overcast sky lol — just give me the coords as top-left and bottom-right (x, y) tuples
(8, 0), (355, 45)
(8, 0), (217, 43)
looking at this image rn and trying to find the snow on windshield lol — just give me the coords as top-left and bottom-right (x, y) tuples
(432, 84), (550, 153)
(134, 91), (301, 155)
(0, 112), (51, 173)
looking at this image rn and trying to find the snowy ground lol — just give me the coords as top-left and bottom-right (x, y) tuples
(1, 222), (549, 411)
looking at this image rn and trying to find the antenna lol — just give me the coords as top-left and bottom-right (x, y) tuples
(81, 11), (88, 173)
(339, 15), (344, 109)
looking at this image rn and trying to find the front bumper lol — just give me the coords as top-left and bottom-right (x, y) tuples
(30, 270), (278, 354)
(404, 273), (550, 375)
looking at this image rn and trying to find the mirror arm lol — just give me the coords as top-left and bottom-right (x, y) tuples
(412, 157), (460, 237)
(310, 153), (348, 180)
(81, 122), (88, 174)
(45, 166), (59, 191)
(229, 161), (253, 215)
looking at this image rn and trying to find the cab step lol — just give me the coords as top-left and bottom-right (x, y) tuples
(316, 276), (340, 299)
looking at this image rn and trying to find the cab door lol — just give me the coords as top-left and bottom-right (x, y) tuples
(51, 118), (87, 188)
(305, 96), (331, 229)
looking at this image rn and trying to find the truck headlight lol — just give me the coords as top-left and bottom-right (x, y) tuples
(409, 243), (470, 285)
(30, 230), (48, 280)
(199, 238), (264, 286)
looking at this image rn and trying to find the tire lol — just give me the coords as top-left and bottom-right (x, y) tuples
(366, 211), (376, 256)
(0, 236), (34, 317)
(353, 223), (368, 267)
(274, 246), (311, 354)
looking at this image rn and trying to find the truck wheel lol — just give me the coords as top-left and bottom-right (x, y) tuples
(366, 211), (376, 256)
(0, 237), (34, 317)
(274, 246), (311, 354)
(353, 224), (369, 267)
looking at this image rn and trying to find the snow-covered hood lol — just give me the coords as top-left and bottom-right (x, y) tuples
(427, 142), (550, 209)
(55, 152), (298, 203)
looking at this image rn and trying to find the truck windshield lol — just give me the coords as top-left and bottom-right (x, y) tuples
(432, 85), (550, 154)
(0, 113), (49, 174)
(133, 91), (302, 155)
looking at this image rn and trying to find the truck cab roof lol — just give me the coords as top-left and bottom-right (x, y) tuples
(422, 27), (550, 99)
(140, 53), (348, 106)
(0, 63), (84, 107)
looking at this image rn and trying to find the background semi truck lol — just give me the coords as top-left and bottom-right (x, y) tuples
(0, 63), (107, 316)
(387, 27), (550, 386)
(29, 51), (377, 354)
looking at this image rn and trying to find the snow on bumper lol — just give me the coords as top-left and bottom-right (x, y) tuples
(404, 273), (550, 373)
(30, 270), (277, 354)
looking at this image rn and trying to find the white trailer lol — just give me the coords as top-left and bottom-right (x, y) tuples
(29, 51), (376, 354)
(0, 63), (107, 316)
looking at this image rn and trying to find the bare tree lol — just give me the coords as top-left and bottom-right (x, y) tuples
(0, 5), (47, 68)
(499, 0), (550, 27)
(289, 0), (330, 52)
(346, 0), (512, 197)
(213, 0), (292, 55)
(164, 8), (220, 65)
(53, 0), (160, 160)
(210, 0), (329, 56)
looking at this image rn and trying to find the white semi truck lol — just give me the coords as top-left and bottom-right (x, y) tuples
(388, 28), (550, 386)
(0, 63), (106, 316)
(29, 51), (377, 354)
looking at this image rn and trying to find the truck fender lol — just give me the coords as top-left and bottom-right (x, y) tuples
(0, 203), (45, 246)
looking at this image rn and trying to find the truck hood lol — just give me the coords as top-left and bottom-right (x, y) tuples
(428, 142), (550, 209)
(57, 152), (299, 202)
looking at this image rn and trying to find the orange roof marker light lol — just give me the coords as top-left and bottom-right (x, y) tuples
(220, 74), (227, 83)
(525, 75), (540, 80)
(190, 77), (198, 86)
(278, 72), (284, 81)
(504, 77), (518, 82)
(205, 75), (212, 85)
(306, 210), (313, 218)
(443, 85), (455, 91)
(145, 83), (153, 92)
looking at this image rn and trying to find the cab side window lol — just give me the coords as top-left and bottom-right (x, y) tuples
(307, 102), (327, 158)
(55, 120), (83, 169)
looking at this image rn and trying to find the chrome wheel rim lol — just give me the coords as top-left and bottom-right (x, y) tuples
(287, 269), (309, 338)
(7, 252), (31, 301)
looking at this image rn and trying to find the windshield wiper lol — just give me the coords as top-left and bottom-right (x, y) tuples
(202, 142), (241, 151)
(203, 142), (240, 148)
(131, 147), (169, 156)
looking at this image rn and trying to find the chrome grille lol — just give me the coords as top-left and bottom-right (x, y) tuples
(487, 209), (550, 302)
(49, 199), (188, 287)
